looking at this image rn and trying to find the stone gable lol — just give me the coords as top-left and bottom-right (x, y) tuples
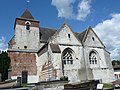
(83, 28), (104, 48)
(49, 23), (81, 46)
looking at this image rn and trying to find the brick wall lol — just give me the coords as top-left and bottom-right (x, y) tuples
(8, 52), (37, 76)
(16, 19), (39, 27)
(40, 61), (57, 81)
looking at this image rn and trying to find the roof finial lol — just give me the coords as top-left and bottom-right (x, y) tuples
(26, 0), (30, 9)
(64, 19), (67, 24)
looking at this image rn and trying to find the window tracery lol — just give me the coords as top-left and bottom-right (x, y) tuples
(62, 48), (74, 65)
(89, 51), (97, 64)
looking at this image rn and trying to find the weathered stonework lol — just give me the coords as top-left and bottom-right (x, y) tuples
(8, 36), (16, 49)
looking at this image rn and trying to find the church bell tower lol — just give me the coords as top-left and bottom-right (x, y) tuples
(13, 9), (40, 50)
(8, 9), (40, 83)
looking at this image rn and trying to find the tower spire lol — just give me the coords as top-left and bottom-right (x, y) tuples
(26, 0), (30, 9)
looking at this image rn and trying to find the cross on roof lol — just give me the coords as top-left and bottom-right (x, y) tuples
(26, 0), (30, 9)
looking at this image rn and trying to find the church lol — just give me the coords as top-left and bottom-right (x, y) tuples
(8, 9), (115, 83)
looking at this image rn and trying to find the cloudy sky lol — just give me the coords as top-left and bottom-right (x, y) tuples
(0, 0), (120, 60)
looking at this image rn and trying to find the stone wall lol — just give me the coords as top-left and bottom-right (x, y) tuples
(8, 36), (16, 49)
(48, 44), (83, 82)
(14, 25), (40, 50)
(93, 68), (115, 83)
(83, 46), (115, 82)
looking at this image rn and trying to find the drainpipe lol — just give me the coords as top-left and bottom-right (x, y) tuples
(61, 55), (64, 76)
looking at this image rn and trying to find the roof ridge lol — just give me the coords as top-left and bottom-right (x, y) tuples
(21, 9), (34, 19)
(40, 27), (57, 31)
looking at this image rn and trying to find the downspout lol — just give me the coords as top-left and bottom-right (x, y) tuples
(61, 54), (64, 76)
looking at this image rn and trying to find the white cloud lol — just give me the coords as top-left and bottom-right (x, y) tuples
(77, 0), (91, 20)
(94, 13), (120, 60)
(0, 36), (7, 51)
(51, 0), (75, 19)
(51, 0), (91, 21)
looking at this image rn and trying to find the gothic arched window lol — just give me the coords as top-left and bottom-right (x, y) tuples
(62, 48), (74, 65)
(89, 51), (97, 64)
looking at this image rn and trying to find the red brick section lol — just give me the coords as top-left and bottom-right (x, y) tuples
(16, 19), (39, 27)
(41, 61), (57, 81)
(8, 52), (37, 76)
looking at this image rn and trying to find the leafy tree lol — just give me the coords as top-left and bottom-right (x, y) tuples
(112, 60), (120, 66)
(0, 51), (11, 81)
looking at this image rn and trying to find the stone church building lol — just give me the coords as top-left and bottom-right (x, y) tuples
(8, 9), (115, 83)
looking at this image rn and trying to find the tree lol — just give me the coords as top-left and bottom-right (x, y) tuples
(0, 51), (11, 81)
(112, 60), (120, 66)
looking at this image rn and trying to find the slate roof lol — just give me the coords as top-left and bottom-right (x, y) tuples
(21, 9), (34, 19)
(39, 27), (57, 43)
(37, 44), (48, 56)
(50, 43), (61, 53)
(75, 29), (88, 43)
(39, 27), (88, 43)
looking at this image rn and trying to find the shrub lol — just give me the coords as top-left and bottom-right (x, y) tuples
(60, 76), (68, 81)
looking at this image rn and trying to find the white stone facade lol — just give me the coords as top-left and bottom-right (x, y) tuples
(37, 24), (115, 83)
(14, 25), (40, 50)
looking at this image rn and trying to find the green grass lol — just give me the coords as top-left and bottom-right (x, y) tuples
(32, 88), (37, 90)
(103, 83), (113, 89)
(21, 83), (35, 87)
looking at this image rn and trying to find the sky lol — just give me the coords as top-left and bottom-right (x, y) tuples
(0, 0), (120, 60)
